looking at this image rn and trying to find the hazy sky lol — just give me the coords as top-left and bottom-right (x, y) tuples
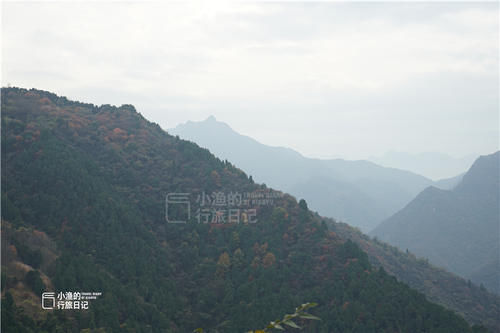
(2, 2), (498, 159)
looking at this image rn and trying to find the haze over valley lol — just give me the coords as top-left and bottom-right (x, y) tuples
(170, 116), (474, 232)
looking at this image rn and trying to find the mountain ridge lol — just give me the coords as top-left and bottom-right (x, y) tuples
(371, 151), (500, 294)
(369, 151), (477, 180)
(170, 116), (435, 232)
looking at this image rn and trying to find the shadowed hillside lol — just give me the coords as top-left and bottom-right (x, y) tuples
(372, 152), (500, 295)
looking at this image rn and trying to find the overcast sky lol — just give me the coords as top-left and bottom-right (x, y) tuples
(2, 2), (498, 159)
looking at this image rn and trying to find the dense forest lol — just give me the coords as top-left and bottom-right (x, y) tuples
(1, 88), (490, 332)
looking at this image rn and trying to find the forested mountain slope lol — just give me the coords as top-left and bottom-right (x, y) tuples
(1, 88), (489, 332)
(332, 220), (500, 332)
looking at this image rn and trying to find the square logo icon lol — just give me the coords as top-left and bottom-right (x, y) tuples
(166, 193), (190, 223)
(42, 292), (55, 309)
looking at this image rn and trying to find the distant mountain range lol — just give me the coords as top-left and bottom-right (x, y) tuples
(369, 151), (477, 180)
(371, 151), (500, 294)
(170, 116), (467, 232)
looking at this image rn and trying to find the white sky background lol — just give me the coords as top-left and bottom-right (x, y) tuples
(2, 2), (498, 159)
